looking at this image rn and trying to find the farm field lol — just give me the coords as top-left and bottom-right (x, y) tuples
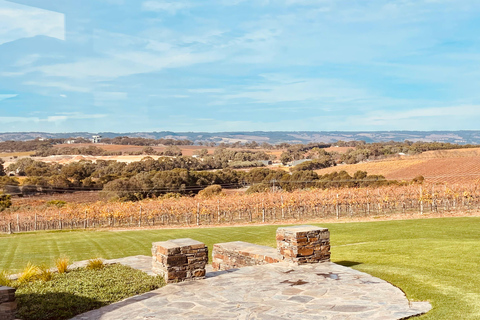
(54, 143), (285, 158)
(316, 147), (480, 183)
(1, 217), (479, 319)
(0, 143), (286, 167)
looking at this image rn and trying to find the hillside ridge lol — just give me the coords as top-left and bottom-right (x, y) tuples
(0, 130), (479, 144)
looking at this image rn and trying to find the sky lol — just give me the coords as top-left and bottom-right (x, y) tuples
(1, 0), (480, 133)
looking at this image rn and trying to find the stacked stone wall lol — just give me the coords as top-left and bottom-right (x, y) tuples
(276, 225), (330, 264)
(212, 241), (282, 271)
(152, 238), (208, 283)
(0, 286), (16, 320)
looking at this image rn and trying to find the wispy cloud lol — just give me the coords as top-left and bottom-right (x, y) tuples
(23, 81), (90, 93)
(0, 94), (17, 101)
(0, 0), (64, 45)
(0, 113), (107, 124)
(141, 1), (192, 14)
(1, 0), (480, 132)
(220, 75), (370, 105)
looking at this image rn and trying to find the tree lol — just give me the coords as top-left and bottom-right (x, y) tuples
(197, 185), (223, 198)
(103, 179), (140, 201)
(280, 153), (293, 165)
(142, 146), (156, 155)
(0, 193), (12, 211)
(163, 146), (182, 157)
(0, 159), (5, 176)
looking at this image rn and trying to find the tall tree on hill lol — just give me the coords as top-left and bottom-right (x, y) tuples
(0, 159), (5, 176)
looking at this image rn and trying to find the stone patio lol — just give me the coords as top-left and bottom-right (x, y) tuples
(71, 256), (431, 320)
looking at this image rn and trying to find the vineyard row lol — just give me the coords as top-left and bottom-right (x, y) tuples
(1, 183), (479, 233)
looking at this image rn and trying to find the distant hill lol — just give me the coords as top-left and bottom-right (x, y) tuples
(0, 131), (479, 144)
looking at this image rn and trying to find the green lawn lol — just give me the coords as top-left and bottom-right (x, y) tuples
(1, 217), (479, 319)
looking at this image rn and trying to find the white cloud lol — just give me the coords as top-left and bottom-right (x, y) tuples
(23, 81), (90, 93)
(0, 0), (64, 45)
(221, 75), (370, 104)
(0, 94), (17, 101)
(141, 1), (192, 14)
(362, 105), (480, 124)
(188, 88), (225, 94)
(94, 92), (128, 101)
(35, 49), (222, 80)
(0, 112), (107, 124)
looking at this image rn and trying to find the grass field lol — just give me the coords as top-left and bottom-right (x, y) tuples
(1, 217), (479, 319)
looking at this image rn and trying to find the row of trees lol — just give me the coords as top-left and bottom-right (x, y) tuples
(1, 151), (403, 200)
(100, 136), (193, 146)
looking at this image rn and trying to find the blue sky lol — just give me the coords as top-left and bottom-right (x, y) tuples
(1, 0), (480, 133)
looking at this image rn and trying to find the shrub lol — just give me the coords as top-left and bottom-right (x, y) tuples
(0, 193), (12, 211)
(55, 257), (70, 274)
(46, 200), (67, 208)
(246, 183), (270, 194)
(197, 184), (223, 198)
(17, 263), (40, 284)
(412, 175), (425, 184)
(0, 270), (12, 286)
(37, 265), (53, 282)
(86, 258), (104, 270)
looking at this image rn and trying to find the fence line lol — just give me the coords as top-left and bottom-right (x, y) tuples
(1, 183), (479, 232)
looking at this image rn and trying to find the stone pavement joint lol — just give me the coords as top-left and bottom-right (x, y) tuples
(71, 259), (431, 320)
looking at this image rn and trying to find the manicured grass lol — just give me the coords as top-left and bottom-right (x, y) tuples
(1, 217), (479, 319)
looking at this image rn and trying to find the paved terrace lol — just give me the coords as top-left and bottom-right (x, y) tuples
(71, 255), (431, 320)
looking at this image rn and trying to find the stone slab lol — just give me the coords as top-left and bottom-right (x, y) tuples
(71, 262), (432, 320)
(277, 225), (328, 234)
(212, 241), (283, 271)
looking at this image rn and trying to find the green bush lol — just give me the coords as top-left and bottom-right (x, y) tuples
(0, 193), (12, 211)
(46, 200), (67, 208)
(15, 264), (165, 320)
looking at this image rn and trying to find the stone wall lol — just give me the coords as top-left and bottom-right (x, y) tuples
(276, 225), (330, 264)
(212, 241), (282, 271)
(152, 238), (208, 283)
(0, 286), (16, 320)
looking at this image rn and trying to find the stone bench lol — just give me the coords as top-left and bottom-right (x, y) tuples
(0, 286), (16, 320)
(276, 225), (330, 264)
(152, 238), (208, 283)
(212, 241), (283, 271)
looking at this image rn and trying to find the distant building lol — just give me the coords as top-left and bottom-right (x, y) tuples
(92, 135), (102, 143)
(65, 139), (75, 144)
(289, 159), (312, 167)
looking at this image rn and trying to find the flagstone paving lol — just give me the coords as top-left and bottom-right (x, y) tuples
(72, 257), (431, 320)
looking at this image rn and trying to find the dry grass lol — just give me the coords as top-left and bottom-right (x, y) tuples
(86, 258), (105, 270)
(316, 159), (429, 179)
(0, 151), (35, 158)
(324, 146), (354, 154)
(55, 257), (70, 274)
(0, 270), (12, 286)
(316, 148), (480, 184)
(17, 263), (40, 284)
(37, 265), (54, 282)
(52, 143), (283, 158)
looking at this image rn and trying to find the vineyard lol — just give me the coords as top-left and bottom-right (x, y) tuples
(2, 182), (480, 233)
